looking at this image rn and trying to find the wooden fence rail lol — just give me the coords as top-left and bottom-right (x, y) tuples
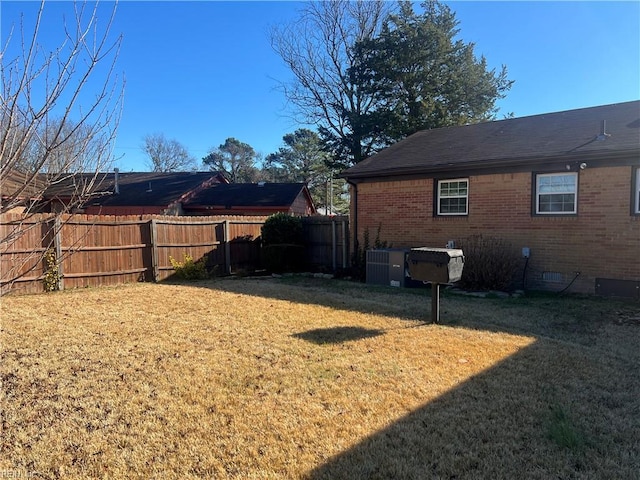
(0, 213), (349, 295)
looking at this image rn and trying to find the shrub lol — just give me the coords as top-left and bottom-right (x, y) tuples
(262, 244), (305, 273)
(261, 213), (303, 246)
(261, 213), (305, 273)
(457, 235), (520, 291)
(169, 253), (208, 280)
(42, 248), (60, 292)
(351, 224), (389, 282)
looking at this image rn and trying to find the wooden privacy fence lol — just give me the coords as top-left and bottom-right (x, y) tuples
(0, 213), (349, 295)
(303, 215), (349, 272)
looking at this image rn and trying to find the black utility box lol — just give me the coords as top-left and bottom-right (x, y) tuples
(408, 248), (465, 284)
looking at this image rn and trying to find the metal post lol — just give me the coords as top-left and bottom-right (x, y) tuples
(431, 282), (440, 323)
(329, 173), (333, 215)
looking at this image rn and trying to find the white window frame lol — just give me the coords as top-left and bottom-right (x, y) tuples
(535, 172), (578, 215)
(634, 168), (640, 215)
(437, 178), (469, 216)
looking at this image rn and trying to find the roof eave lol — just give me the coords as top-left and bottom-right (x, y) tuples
(341, 148), (640, 183)
(184, 205), (293, 212)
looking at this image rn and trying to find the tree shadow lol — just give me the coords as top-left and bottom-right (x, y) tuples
(171, 277), (638, 477)
(292, 326), (385, 345)
(304, 340), (640, 479)
(190, 277), (636, 346)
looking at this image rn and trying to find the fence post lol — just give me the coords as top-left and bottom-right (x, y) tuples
(341, 220), (348, 269)
(150, 219), (159, 282)
(224, 220), (231, 275)
(332, 219), (337, 272)
(53, 216), (65, 291)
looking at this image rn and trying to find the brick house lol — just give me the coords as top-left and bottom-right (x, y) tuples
(341, 101), (640, 296)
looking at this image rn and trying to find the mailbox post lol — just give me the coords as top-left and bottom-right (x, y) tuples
(407, 248), (464, 323)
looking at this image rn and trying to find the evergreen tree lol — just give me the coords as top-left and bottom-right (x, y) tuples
(350, 1), (513, 144)
(265, 129), (348, 214)
(273, 0), (512, 166)
(202, 138), (261, 183)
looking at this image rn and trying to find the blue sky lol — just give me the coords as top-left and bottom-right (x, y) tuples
(2, 1), (639, 172)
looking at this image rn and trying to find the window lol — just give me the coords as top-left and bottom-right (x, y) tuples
(634, 168), (640, 215)
(535, 172), (577, 214)
(437, 178), (468, 215)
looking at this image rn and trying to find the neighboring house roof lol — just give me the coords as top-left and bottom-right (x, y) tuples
(1, 169), (46, 200)
(184, 182), (315, 213)
(44, 171), (227, 207)
(343, 100), (640, 181)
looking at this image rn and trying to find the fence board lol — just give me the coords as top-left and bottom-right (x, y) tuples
(303, 216), (349, 271)
(154, 219), (222, 281)
(1, 213), (349, 294)
(0, 214), (53, 294)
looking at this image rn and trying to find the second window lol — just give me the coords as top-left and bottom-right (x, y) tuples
(535, 172), (577, 215)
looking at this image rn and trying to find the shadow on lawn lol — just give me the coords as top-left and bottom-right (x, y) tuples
(293, 326), (385, 345)
(195, 277), (639, 478)
(196, 276), (450, 325)
(304, 340), (640, 479)
(193, 276), (638, 347)
(176, 277), (639, 477)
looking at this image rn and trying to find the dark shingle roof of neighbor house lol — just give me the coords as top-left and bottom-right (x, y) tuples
(342, 100), (640, 180)
(185, 182), (310, 209)
(2, 169), (47, 199)
(44, 172), (226, 207)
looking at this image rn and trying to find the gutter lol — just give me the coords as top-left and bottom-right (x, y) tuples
(184, 205), (292, 213)
(346, 179), (358, 258)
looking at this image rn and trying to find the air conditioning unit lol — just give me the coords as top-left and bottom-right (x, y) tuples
(366, 249), (419, 288)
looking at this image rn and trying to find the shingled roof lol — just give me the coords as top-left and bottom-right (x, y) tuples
(343, 100), (640, 181)
(185, 182), (313, 210)
(44, 171), (226, 207)
(1, 169), (47, 200)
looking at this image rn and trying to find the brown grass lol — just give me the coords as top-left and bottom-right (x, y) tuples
(1, 277), (638, 479)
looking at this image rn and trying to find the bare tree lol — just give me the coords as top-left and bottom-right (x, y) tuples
(142, 133), (197, 172)
(14, 119), (106, 174)
(270, 0), (391, 167)
(0, 1), (124, 293)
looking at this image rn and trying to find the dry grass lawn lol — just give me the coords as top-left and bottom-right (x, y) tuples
(1, 277), (638, 479)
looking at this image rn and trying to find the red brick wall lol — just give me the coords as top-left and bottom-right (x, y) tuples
(354, 166), (640, 294)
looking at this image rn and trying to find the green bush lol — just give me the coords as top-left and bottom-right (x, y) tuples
(260, 213), (305, 273)
(458, 235), (520, 291)
(169, 253), (209, 280)
(261, 213), (303, 246)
